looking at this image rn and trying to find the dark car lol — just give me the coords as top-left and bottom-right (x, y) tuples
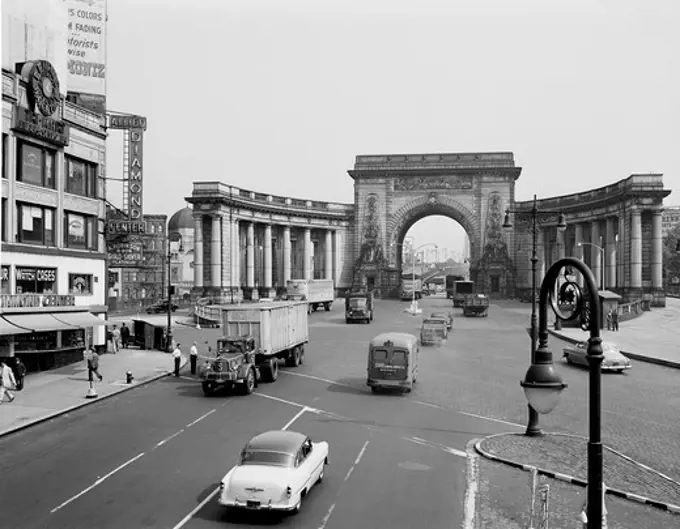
(430, 311), (453, 331)
(146, 300), (179, 314)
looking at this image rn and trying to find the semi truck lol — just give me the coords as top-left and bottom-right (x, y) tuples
(462, 294), (490, 317)
(200, 301), (309, 396)
(286, 279), (335, 313)
(400, 274), (423, 301)
(345, 290), (374, 324)
(445, 275), (465, 299)
(452, 280), (475, 308)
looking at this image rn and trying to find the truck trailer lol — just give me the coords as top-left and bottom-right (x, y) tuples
(400, 274), (423, 301)
(200, 301), (309, 396)
(445, 274), (465, 299)
(452, 280), (475, 307)
(286, 279), (335, 313)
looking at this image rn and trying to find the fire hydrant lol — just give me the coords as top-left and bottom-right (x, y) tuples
(126, 370), (134, 384)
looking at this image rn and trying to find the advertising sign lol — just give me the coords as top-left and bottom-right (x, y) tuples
(109, 114), (147, 131)
(12, 106), (70, 146)
(0, 294), (75, 309)
(107, 220), (146, 235)
(128, 128), (144, 220)
(108, 239), (144, 267)
(66, 0), (107, 114)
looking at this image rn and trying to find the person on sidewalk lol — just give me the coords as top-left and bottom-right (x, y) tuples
(190, 341), (199, 375)
(606, 309), (613, 331)
(121, 323), (131, 349)
(612, 309), (619, 331)
(0, 360), (17, 404)
(173, 344), (182, 377)
(87, 347), (104, 382)
(111, 325), (121, 353)
(14, 357), (26, 391)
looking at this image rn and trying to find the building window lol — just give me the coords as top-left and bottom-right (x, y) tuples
(69, 273), (93, 295)
(2, 134), (8, 179)
(65, 156), (97, 198)
(17, 203), (55, 246)
(1, 198), (7, 242)
(64, 212), (98, 250)
(1, 266), (10, 294)
(17, 141), (55, 189)
(15, 267), (57, 294)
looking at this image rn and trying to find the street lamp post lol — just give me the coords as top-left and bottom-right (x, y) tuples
(528, 258), (603, 529)
(166, 232), (182, 352)
(503, 194), (567, 436)
(411, 243), (438, 310)
(578, 241), (605, 290)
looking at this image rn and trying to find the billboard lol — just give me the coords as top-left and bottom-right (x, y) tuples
(66, 0), (107, 114)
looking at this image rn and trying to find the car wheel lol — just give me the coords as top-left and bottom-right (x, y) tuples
(565, 354), (572, 364)
(317, 468), (324, 483)
(371, 386), (379, 394)
(291, 495), (302, 514)
(202, 381), (214, 397)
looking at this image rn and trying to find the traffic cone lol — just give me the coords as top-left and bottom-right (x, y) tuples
(86, 380), (98, 399)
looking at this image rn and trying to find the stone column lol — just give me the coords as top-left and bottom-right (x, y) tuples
(325, 230), (333, 281)
(231, 219), (240, 288)
(283, 226), (291, 284)
(556, 226), (566, 260)
(605, 218), (616, 289)
(590, 221), (602, 289)
(630, 210), (642, 289)
(264, 224), (273, 289)
(211, 216), (221, 288)
(303, 228), (312, 280)
(617, 215), (625, 288)
(652, 210), (663, 289)
(246, 222), (255, 288)
(333, 230), (341, 286)
(574, 223), (584, 287)
(193, 215), (203, 288)
(536, 229), (545, 285)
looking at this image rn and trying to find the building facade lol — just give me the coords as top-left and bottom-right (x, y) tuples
(168, 206), (195, 300)
(662, 205), (680, 237)
(107, 211), (167, 311)
(1, 64), (109, 369)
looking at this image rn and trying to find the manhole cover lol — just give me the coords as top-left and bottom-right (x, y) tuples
(398, 462), (431, 471)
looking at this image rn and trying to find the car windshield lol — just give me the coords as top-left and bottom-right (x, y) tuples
(423, 323), (439, 330)
(372, 349), (388, 361)
(350, 298), (367, 309)
(240, 450), (293, 467)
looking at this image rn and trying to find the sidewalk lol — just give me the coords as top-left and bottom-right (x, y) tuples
(548, 297), (680, 369)
(0, 348), (188, 438)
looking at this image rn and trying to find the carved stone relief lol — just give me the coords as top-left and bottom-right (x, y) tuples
(394, 175), (474, 192)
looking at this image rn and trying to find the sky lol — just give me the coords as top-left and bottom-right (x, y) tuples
(104, 0), (680, 257)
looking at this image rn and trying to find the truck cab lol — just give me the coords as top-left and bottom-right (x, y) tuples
(201, 336), (258, 396)
(345, 291), (374, 324)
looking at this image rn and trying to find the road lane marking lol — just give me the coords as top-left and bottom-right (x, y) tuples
(50, 452), (146, 513)
(254, 391), (309, 409)
(343, 439), (370, 483)
(186, 408), (216, 428)
(405, 436), (467, 458)
(317, 503), (336, 529)
(157, 429), (185, 447)
(282, 406), (311, 431)
(281, 370), (340, 386)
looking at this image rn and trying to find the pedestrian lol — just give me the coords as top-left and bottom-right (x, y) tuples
(121, 323), (131, 349)
(612, 309), (619, 331)
(87, 346), (103, 381)
(111, 325), (121, 353)
(606, 310), (612, 331)
(14, 357), (26, 391)
(0, 360), (17, 404)
(207, 345), (213, 357)
(190, 341), (198, 375)
(173, 343), (182, 377)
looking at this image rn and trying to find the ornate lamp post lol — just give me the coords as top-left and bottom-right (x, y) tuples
(503, 195), (567, 434)
(530, 257), (604, 529)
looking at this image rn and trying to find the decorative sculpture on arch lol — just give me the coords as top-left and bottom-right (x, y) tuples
(477, 192), (515, 296)
(352, 193), (386, 290)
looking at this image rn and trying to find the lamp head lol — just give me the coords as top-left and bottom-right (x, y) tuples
(556, 213), (567, 232)
(502, 210), (513, 230)
(520, 362), (567, 414)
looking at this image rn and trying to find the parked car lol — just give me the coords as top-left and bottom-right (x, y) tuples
(146, 300), (179, 314)
(217, 430), (329, 514)
(562, 341), (632, 373)
(430, 311), (453, 331)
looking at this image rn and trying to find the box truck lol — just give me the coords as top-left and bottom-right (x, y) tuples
(286, 279), (335, 313)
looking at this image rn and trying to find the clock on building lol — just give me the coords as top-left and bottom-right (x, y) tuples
(26, 60), (62, 117)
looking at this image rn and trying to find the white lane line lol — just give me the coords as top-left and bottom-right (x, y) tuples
(254, 392), (308, 409)
(281, 370), (341, 386)
(186, 408), (216, 428)
(405, 436), (467, 458)
(414, 400), (442, 409)
(317, 503), (336, 529)
(170, 405), (312, 529)
(343, 440), (370, 483)
(157, 429), (185, 447)
(50, 452), (146, 513)
(171, 487), (220, 529)
(282, 406), (310, 431)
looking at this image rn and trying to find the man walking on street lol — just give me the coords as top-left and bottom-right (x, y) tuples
(612, 309), (619, 331)
(190, 341), (199, 375)
(111, 325), (121, 353)
(87, 346), (103, 382)
(14, 357), (26, 391)
(121, 323), (131, 349)
(0, 360), (17, 404)
(173, 343), (182, 377)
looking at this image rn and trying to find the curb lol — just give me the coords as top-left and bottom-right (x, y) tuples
(0, 357), (189, 440)
(548, 329), (680, 370)
(474, 433), (680, 515)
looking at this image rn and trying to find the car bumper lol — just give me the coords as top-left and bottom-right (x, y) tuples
(218, 497), (297, 512)
(367, 378), (411, 389)
(602, 364), (632, 371)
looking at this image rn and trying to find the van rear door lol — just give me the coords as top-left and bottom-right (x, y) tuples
(370, 348), (408, 381)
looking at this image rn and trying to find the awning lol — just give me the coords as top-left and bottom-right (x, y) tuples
(0, 317), (33, 336)
(2, 314), (79, 333)
(52, 312), (107, 328)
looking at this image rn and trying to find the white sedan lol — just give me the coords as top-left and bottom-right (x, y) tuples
(218, 430), (329, 514)
(562, 341), (632, 373)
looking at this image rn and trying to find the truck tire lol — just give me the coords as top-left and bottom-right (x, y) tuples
(202, 381), (215, 397)
(299, 345), (305, 365)
(345, 318), (350, 324)
(286, 346), (302, 367)
(261, 358), (279, 383)
(324, 302), (331, 311)
(240, 368), (256, 395)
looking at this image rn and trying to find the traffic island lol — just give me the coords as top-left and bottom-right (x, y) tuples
(475, 432), (680, 514)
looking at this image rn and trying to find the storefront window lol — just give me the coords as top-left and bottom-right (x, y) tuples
(69, 273), (93, 295)
(17, 203), (55, 246)
(64, 212), (98, 250)
(1, 266), (10, 294)
(17, 141), (55, 188)
(14, 331), (58, 352)
(65, 156), (97, 198)
(62, 329), (85, 349)
(15, 267), (57, 294)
